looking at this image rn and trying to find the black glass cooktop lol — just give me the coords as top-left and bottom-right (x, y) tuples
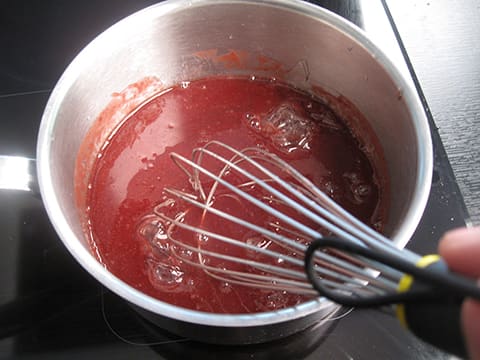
(0, 1), (469, 359)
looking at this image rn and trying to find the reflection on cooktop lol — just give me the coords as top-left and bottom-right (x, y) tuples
(101, 291), (345, 360)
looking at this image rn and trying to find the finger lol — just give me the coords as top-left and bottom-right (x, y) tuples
(463, 298), (480, 360)
(438, 227), (480, 277)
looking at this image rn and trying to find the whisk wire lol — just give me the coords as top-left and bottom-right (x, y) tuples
(157, 140), (425, 300)
(158, 190), (399, 295)
(176, 141), (419, 262)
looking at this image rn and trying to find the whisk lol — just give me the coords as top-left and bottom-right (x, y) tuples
(155, 140), (480, 357)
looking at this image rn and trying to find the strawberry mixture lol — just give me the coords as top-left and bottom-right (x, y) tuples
(84, 77), (386, 313)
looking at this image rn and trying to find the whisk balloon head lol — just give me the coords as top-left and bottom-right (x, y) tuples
(149, 141), (412, 299)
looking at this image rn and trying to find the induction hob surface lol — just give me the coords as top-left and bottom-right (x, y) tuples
(0, 1), (468, 359)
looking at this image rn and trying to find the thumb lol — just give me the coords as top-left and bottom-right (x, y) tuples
(439, 226), (480, 360)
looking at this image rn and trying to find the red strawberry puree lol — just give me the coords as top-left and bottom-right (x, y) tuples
(82, 76), (387, 313)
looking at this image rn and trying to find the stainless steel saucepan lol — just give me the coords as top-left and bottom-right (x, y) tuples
(34, 0), (432, 344)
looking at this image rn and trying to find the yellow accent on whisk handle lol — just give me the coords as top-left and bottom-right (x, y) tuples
(394, 254), (466, 358)
(396, 254), (441, 328)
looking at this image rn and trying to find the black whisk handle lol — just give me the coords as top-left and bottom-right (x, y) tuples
(396, 258), (466, 358)
(304, 237), (477, 358)
(304, 237), (480, 305)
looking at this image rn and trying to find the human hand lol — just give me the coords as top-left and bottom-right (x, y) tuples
(439, 227), (480, 360)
